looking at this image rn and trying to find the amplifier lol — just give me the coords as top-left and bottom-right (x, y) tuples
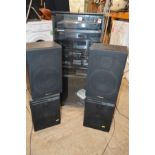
(73, 40), (90, 50)
(57, 39), (89, 69)
(54, 29), (101, 43)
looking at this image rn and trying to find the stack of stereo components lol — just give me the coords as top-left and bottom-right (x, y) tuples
(52, 12), (105, 76)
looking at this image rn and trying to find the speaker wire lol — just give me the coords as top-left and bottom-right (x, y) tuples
(101, 118), (115, 155)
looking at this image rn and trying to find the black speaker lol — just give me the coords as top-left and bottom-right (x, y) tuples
(84, 43), (128, 132)
(30, 94), (61, 131)
(26, 41), (62, 100)
(86, 43), (128, 103)
(84, 97), (115, 132)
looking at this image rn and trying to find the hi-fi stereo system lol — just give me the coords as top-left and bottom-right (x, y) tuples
(26, 12), (128, 132)
(53, 12), (105, 75)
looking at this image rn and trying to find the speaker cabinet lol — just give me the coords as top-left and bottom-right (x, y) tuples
(84, 43), (128, 132)
(30, 94), (61, 131)
(83, 97), (115, 132)
(86, 43), (128, 103)
(26, 41), (62, 100)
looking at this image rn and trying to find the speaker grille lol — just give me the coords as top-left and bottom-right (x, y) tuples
(31, 68), (60, 97)
(83, 100), (115, 132)
(89, 70), (117, 97)
(26, 41), (62, 100)
(30, 95), (60, 131)
(86, 43), (128, 102)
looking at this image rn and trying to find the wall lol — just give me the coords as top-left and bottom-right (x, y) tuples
(69, 0), (85, 12)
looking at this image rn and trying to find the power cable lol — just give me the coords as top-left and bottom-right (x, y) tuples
(115, 105), (129, 120)
(26, 105), (30, 114)
(29, 124), (33, 155)
(101, 118), (115, 155)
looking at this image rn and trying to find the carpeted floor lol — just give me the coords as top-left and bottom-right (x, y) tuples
(26, 78), (129, 155)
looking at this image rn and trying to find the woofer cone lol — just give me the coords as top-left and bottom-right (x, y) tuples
(88, 70), (117, 97)
(31, 68), (59, 95)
